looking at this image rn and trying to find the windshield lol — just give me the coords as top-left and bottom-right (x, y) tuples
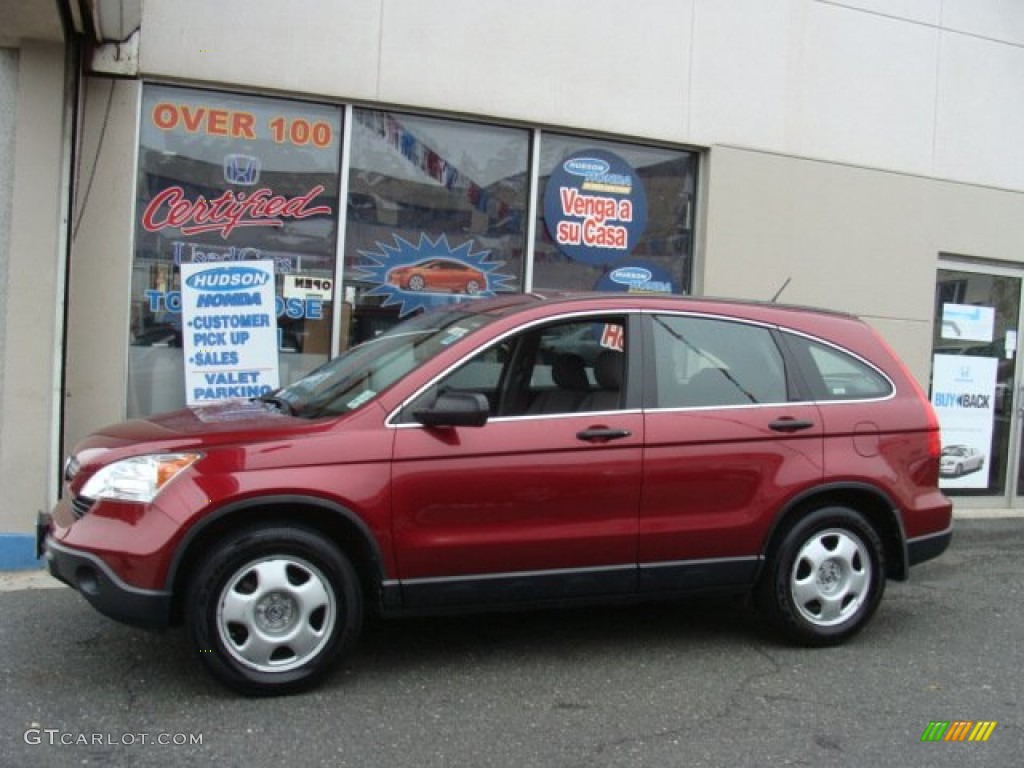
(269, 308), (494, 418)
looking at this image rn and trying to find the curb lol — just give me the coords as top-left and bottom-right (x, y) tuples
(0, 569), (65, 592)
(953, 509), (1024, 519)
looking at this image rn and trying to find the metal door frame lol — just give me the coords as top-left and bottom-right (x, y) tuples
(935, 257), (1024, 509)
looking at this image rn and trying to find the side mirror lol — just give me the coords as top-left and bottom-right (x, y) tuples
(413, 392), (490, 428)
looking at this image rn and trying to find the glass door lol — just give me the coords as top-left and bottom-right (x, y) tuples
(931, 266), (1022, 504)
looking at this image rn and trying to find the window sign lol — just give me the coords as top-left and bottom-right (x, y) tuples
(343, 110), (529, 343)
(283, 274), (333, 302)
(595, 262), (676, 295)
(180, 262), (279, 405)
(543, 149), (647, 265)
(941, 303), (995, 342)
(129, 85), (341, 417)
(353, 233), (514, 318)
(932, 354), (998, 489)
(534, 135), (696, 295)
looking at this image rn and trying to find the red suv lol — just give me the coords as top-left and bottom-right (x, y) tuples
(39, 293), (952, 695)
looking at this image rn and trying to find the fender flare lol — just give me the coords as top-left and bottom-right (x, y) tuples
(757, 482), (909, 582)
(164, 494), (388, 594)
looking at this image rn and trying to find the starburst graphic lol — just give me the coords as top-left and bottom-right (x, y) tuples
(353, 233), (515, 317)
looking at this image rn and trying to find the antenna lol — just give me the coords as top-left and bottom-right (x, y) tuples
(771, 277), (792, 303)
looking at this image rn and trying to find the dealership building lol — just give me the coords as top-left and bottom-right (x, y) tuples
(2, 0), (1024, 568)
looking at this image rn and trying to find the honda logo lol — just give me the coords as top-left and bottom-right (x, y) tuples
(223, 154), (261, 186)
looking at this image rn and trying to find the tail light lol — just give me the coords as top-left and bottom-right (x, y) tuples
(909, 372), (943, 487)
(918, 406), (943, 486)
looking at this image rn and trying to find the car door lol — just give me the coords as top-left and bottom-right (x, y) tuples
(390, 314), (643, 608)
(638, 313), (825, 593)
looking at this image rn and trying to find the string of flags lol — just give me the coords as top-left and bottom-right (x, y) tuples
(357, 110), (491, 213)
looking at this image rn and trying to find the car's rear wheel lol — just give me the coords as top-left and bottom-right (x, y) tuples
(465, 279), (481, 295)
(185, 525), (362, 695)
(757, 506), (885, 646)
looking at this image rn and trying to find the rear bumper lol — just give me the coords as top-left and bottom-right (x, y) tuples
(38, 513), (171, 630)
(907, 523), (954, 567)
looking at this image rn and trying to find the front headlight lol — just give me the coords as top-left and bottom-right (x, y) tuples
(80, 453), (201, 503)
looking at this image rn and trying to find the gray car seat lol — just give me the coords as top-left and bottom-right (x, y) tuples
(527, 353), (591, 414)
(580, 349), (623, 411)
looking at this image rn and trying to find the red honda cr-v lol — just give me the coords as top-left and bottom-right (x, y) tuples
(39, 293), (952, 695)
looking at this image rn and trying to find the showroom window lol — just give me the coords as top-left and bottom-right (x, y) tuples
(534, 134), (696, 295)
(126, 88), (699, 417)
(341, 109), (530, 350)
(129, 85), (342, 417)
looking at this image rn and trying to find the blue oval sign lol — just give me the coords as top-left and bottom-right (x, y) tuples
(564, 157), (611, 178)
(184, 266), (270, 292)
(609, 267), (653, 287)
(596, 260), (676, 294)
(543, 149), (648, 266)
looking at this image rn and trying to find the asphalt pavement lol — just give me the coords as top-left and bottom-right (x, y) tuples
(1, 519), (1021, 767)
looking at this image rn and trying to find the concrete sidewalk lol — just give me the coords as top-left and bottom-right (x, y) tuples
(0, 568), (64, 591)
(950, 507), (1024, 519)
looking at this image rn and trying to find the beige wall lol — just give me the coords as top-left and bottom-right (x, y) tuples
(701, 145), (1024, 387)
(139, 0), (1024, 193)
(0, 48), (17, 484)
(139, 0), (691, 142)
(62, 78), (140, 454)
(0, 42), (66, 532)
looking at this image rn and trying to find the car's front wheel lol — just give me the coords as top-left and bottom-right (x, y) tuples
(757, 506), (885, 646)
(407, 274), (425, 291)
(185, 525), (362, 695)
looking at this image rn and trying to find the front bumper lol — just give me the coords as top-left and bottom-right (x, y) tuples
(37, 512), (172, 630)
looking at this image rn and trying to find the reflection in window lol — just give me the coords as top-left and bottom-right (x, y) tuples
(277, 306), (496, 419)
(129, 85), (342, 417)
(652, 316), (787, 408)
(786, 334), (892, 401)
(342, 110), (530, 350)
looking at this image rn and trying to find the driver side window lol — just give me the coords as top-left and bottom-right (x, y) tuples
(407, 340), (511, 420)
(400, 316), (627, 422)
(523, 319), (626, 415)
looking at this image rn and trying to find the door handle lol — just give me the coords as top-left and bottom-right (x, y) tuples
(576, 427), (632, 442)
(769, 418), (815, 433)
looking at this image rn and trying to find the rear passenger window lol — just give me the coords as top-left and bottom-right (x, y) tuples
(785, 334), (892, 400)
(652, 315), (788, 408)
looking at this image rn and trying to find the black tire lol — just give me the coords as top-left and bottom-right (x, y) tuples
(756, 506), (885, 646)
(185, 525), (362, 696)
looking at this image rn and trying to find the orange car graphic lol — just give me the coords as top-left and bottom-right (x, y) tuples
(386, 259), (487, 295)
